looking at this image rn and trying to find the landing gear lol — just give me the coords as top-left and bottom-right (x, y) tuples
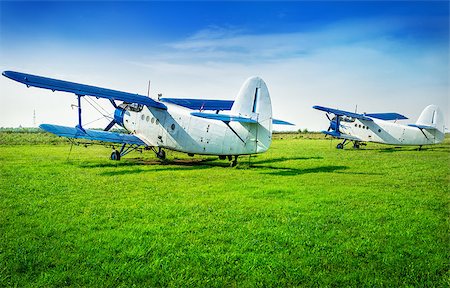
(231, 156), (238, 167)
(109, 143), (141, 161)
(336, 139), (347, 149)
(156, 148), (166, 160)
(219, 155), (226, 160)
(110, 150), (121, 161)
(353, 142), (360, 149)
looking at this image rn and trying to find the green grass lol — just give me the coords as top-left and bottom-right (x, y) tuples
(1, 132), (449, 287)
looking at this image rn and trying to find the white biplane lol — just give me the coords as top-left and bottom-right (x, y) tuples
(313, 105), (445, 149)
(3, 71), (293, 166)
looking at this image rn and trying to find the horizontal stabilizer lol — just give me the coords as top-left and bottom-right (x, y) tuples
(161, 98), (233, 111)
(3, 71), (167, 110)
(365, 113), (408, 120)
(191, 112), (257, 123)
(407, 124), (436, 130)
(313, 105), (373, 121)
(273, 118), (295, 125)
(40, 124), (146, 146)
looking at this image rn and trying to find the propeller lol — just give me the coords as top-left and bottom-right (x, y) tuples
(104, 119), (116, 131)
(104, 99), (126, 131)
(325, 113), (339, 134)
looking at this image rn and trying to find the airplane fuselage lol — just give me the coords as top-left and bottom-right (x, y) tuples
(339, 118), (444, 146)
(120, 103), (272, 156)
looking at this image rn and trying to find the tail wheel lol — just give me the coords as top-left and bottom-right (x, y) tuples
(157, 149), (166, 160)
(336, 143), (344, 149)
(110, 150), (121, 161)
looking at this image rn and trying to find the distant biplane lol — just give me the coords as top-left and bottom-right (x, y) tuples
(3, 71), (293, 166)
(313, 105), (445, 149)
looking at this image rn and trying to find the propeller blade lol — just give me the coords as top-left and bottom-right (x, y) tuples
(104, 119), (116, 131)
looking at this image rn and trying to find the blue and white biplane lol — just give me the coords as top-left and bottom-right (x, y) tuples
(3, 71), (293, 166)
(313, 105), (445, 149)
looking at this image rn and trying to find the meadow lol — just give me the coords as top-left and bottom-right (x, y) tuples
(0, 131), (449, 287)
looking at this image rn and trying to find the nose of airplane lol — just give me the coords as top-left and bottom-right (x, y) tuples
(114, 107), (126, 127)
(329, 119), (338, 131)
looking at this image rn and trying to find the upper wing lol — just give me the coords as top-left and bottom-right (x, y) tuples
(40, 124), (147, 146)
(365, 113), (408, 121)
(161, 98), (233, 111)
(3, 71), (167, 110)
(313, 105), (373, 121)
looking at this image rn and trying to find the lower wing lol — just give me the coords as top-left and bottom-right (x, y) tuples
(40, 124), (147, 146)
(322, 130), (362, 141)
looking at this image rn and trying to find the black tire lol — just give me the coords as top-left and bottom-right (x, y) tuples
(110, 150), (121, 161)
(157, 149), (166, 160)
(336, 143), (344, 149)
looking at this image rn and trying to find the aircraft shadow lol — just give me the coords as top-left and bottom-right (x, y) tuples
(253, 165), (348, 176)
(376, 145), (450, 153)
(248, 156), (323, 165)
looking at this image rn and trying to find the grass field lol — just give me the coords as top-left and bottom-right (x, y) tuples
(1, 132), (449, 287)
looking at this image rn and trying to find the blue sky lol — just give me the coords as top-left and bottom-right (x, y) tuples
(1, 1), (448, 130)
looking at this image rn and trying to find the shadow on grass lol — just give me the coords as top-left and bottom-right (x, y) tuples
(248, 156), (323, 165)
(72, 155), (318, 170)
(253, 164), (348, 176)
(72, 157), (236, 175)
(376, 145), (450, 153)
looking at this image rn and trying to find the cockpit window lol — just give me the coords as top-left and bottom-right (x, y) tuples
(341, 116), (355, 123)
(128, 103), (143, 112)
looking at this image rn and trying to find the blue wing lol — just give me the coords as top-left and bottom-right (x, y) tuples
(365, 113), (408, 120)
(191, 113), (295, 125)
(273, 119), (294, 125)
(191, 112), (257, 123)
(313, 105), (409, 122)
(313, 105), (373, 121)
(322, 130), (362, 141)
(407, 124), (436, 130)
(40, 124), (147, 146)
(161, 98), (233, 111)
(3, 71), (167, 110)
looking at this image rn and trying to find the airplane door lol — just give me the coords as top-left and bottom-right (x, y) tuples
(151, 108), (167, 147)
(399, 128), (406, 143)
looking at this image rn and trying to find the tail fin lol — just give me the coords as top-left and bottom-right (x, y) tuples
(231, 76), (273, 153)
(416, 105), (445, 144)
(416, 105), (445, 133)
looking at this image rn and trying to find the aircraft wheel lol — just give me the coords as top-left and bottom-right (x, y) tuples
(110, 150), (121, 161)
(336, 143), (344, 149)
(231, 156), (238, 167)
(353, 143), (360, 149)
(219, 155), (226, 160)
(157, 149), (166, 160)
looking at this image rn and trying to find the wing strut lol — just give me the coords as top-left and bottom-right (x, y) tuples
(76, 95), (85, 132)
